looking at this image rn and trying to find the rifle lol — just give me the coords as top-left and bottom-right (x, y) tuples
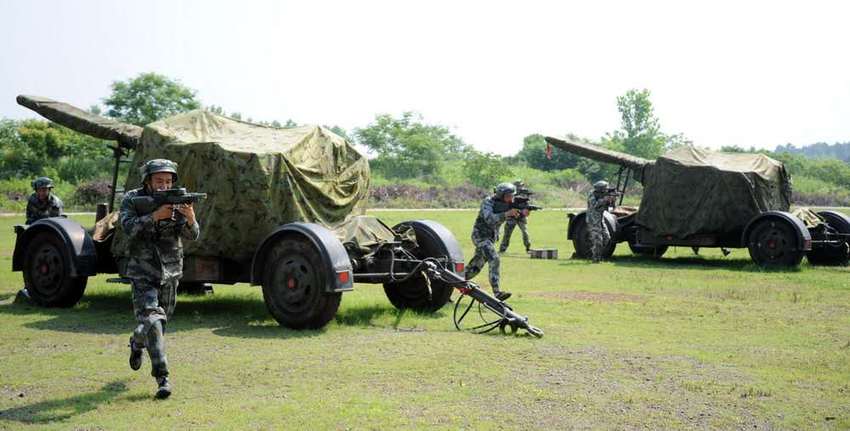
(493, 195), (543, 215)
(132, 188), (207, 221)
(419, 260), (543, 337)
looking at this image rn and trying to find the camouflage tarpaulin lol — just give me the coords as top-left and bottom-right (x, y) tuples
(112, 110), (370, 263)
(635, 146), (792, 238)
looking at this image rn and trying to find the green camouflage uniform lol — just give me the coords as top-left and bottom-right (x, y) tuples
(586, 192), (611, 262)
(120, 187), (200, 378)
(499, 212), (530, 253)
(25, 193), (64, 224)
(465, 196), (509, 294)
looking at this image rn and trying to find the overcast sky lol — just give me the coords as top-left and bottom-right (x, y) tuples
(1, 0), (848, 155)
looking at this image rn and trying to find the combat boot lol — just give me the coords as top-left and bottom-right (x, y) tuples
(128, 337), (144, 371)
(155, 376), (172, 399)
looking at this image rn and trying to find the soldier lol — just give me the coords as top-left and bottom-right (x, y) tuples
(587, 180), (614, 263)
(499, 180), (532, 253)
(25, 177), (64, 224)
(465, 182), (528, 301)
(121, 159), (200, 399)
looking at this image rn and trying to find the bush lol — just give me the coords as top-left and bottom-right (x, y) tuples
(73, 179), (113, 206)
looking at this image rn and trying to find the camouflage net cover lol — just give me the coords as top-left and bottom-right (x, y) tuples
(636, 146), (793, 238)
(112, 110), (371, 263)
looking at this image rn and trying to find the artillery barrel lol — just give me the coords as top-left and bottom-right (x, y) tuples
(544, 136), (652, 171)
(17, 95), (142, 149)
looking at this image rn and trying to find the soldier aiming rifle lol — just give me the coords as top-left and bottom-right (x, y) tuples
(121, 159), (203, 399)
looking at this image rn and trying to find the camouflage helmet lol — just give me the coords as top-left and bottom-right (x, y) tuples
(493, 182), (517, 198)
(593, 180), (609, 193)
(31, 176), (54, 190)
(140, 159), (178, 184)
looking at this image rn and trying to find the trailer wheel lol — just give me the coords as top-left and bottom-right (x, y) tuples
(807, 211), (850, 266)
(747, 218), (805, 267)
(261, 236), (341, 329)
(23, 232), (87, 307)
(627, 241), (668, 258)
(383, 222), (455, 312)
(572, 216), (616, 259)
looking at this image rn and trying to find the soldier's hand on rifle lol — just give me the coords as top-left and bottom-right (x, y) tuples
(152, 204), (174, 221)
(177, 203), (196, 226)
(521, 208), (530, 217)
(507, 208), (520, 218)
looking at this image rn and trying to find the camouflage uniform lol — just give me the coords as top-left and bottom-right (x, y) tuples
(499, 212), (530, 253)
(25, 193), (64, 224)
(587, 182), (612, 262)
(465, 183), (516, 298)
(25, 177), (63, 224)
(120, 160), (200, 398)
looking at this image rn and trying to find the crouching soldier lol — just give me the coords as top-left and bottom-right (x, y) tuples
(121, 159), (200, 399)
(465, 182), (528, 301)
(26, 177), (63, 224)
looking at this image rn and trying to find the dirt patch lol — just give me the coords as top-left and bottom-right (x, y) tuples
(534, 290), (646, 303)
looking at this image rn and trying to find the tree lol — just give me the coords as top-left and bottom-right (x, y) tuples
(516, 133), (581, 171)
(0, 119), (111, 181)
(463, 151), (513, 188)
(606, 89), (666, 159)
(354, 112), (468, 179)
(104, 72), (200, 126)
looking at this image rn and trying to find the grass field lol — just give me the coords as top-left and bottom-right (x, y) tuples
(0, 210), (848, 430)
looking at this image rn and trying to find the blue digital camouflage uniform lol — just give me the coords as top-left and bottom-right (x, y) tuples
(586, 192), (611, 262)
(120, 187), (200, 378)
(25, 193), (63, 224)
(499, 213), (530, 253)
(465, 196), (509, 294)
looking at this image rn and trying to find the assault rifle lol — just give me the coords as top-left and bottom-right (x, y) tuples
(132, 188), (207, 220)
(493, 196), (543, 214)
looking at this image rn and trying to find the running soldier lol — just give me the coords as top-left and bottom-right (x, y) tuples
(121, 159), (200, 399)
(465, 182), (528, 300)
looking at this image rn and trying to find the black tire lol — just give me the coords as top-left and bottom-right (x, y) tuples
(383, 223), (455, 312)
(747, 218), (805, 267)
(571, 216), (616, 259)
(261, 236), (341, 329)
(22, 232), (87, 307)
(628, 241), (668, 258)
(807, 211), (850, 266)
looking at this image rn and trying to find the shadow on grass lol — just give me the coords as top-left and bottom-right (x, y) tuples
(1, 290), (272, 336)
(561, 254), (804, 273)
(0, 380), (128, 424)
(335, 303), (446, 327)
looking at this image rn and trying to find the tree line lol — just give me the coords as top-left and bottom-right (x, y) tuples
(1, 72), (847, 207)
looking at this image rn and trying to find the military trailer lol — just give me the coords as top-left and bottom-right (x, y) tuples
(545, 136), (850, 267)
(12, 95), (465, 329)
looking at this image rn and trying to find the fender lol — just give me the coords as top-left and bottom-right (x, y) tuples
(251, 222), (353, 292)
(742, 211), (812, 251)
(567, 211), (618, 240)
(12, 217), (98, 277)
(817, 210), (850, 232)
(400, 220), (465, 275)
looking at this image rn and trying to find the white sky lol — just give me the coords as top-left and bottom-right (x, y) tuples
(1, 0), (848, 155)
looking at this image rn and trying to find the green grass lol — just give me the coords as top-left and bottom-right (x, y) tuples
(1, 211), (848, 429)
